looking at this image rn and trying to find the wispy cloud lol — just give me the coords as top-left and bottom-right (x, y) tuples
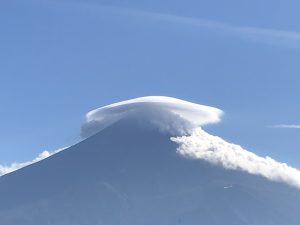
(134, 9), (300, 49)
(0, 147), (67, 176)
(270, 124), (300, 129)
(68, 2), (300, 49)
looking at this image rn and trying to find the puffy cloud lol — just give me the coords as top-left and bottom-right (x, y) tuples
(171, 128), (300, 189)
(0, 147), (67, 176)
(81, 96), (222, 138)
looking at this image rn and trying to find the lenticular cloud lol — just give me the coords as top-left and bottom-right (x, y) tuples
(171, 128), (300, 189)
(81, 96), (223, 138)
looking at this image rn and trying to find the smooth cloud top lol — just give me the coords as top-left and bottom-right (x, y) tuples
(81, 96), (223, 138)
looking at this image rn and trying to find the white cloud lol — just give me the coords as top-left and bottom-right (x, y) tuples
(0, 147), (67, 176)
(140, 10), (300, 49)
(171, 128), (300, 189)
(270, 124), (300, 129)
(68, 3), (300, 49)
(81, 96), (222, 138)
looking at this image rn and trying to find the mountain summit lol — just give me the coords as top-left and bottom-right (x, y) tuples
(0, 96), (299, 225)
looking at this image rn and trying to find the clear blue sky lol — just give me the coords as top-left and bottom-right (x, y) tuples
(1, 0), (300, 167)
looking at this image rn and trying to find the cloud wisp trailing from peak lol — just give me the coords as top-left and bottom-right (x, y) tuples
(0, 147), (67, 176)
(81, 96), (300, 189)
(270, 124), (300, 129)
(68, 2), (300, 49)
(80, 96), (300, 189)
(171, 128), (300, 189)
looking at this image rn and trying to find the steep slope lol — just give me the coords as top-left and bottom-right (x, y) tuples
(0, 116), (300, 225)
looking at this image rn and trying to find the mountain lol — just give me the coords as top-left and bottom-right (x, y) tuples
(0, 97), (299, 225)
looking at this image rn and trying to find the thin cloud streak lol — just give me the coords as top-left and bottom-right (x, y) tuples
(67, 2), (300, 49)
(136, 9), (300, 49)
(270, 124), (300, 129)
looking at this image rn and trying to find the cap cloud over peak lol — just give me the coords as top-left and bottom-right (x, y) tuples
(81, 96), (223, 138)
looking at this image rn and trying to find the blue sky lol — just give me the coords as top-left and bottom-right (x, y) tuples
(1, 0), (300, 167)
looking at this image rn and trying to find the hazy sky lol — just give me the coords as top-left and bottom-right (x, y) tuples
(1, 0), (300, 167)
